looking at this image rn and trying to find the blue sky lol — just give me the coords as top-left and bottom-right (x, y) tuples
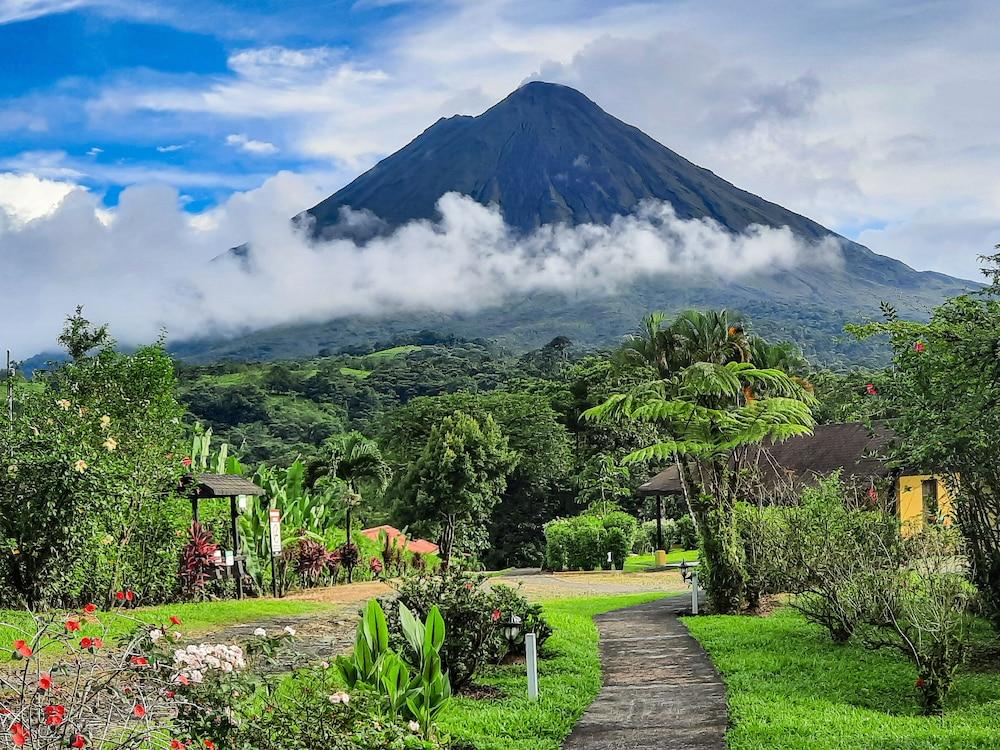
(2, 0), (1000, 353)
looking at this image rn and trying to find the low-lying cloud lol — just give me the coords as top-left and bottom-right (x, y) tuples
(0, 171), (843, 357)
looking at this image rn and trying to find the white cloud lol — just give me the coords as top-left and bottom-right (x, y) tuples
(0, 172), (841, 356)
(225, 133), (279, 155)
(0, 172), (80, 225)
(156, 143), (185, 153)
(86, 146), (103, 156)
(0, 0), (88, 24)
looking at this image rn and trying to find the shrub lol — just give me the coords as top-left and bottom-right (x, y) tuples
(858, 525), (978, 715)
(634, 518), (676, 554)
(379, 569), (495, 692)
(544, 511), (640, 571)
(674, 513), (698, 550)
(735, 503), (791, 611)
(179, 522), (219, 598)
(542, 518), (571, 571)
(482, 583), (552, 660)
(379, 570), (552, 692)
(784, 476), (903, 643)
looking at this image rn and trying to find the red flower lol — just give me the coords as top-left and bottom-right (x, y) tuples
(176, 674), (191, 686)
(131, 656), (150, 667)
(181, 457), (193, 468)
(10, 723), (28, 747)
(66, 619), (81, 632)
(491, 609), (502, 622)
(916, 677), (926, 688)
(71, 735), (87, 748)
(170, 741), (184, 750)
(914, 341), (926, 353)
(865, 383), (878, 396)
(92, 637), (104, 650)
(464, 583), (473, 591)
(38, 673), (52, 691)
(125, 590), (135, 602)
(115, 591), (125, 601)
(165, 690), (176, 699)
(132, 704), (146, 719)
(12, 640), (33, 659)
(169, 615), (182, 626)
(204, 742), (216, 750)
(44, 705), (66, 726)
(83, 603), (97, 614)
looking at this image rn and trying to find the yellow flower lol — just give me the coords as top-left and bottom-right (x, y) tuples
(73, 459), (88, 473)
(103, 437), (118, 452)
(78, 407), (88, 417)
(100, 415), (111, 430)
(56, 399), (71, 411)
(6, 465), (17, 477)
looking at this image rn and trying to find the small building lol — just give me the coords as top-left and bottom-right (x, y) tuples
(638, 422), (953, 534)
(360, 524), (440, 555)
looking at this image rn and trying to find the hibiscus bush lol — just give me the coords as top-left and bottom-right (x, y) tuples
(0, 600), (185, 749)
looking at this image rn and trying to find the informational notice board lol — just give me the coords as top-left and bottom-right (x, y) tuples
(269, 508), (282, 556)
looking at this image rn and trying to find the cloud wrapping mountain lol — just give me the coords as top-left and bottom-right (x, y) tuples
(0, 173), (840, 357)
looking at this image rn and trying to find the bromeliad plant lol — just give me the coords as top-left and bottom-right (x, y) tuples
(335, 599), (452, 738)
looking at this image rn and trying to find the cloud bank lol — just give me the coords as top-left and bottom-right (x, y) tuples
(0, 172), (842, 357)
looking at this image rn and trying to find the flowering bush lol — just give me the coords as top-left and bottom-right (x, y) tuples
(379, 570), (552, 692)
(0, 602), (181, 749)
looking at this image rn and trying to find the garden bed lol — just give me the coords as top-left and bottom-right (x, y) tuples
(683, 607), (1000, 749)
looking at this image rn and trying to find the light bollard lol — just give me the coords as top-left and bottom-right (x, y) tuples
(525, 632), (539, 701)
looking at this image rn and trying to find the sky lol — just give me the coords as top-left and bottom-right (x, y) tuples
(1, 0), (999, 353)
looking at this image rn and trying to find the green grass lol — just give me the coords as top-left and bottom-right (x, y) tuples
(684, 607), (1000, 749)
(0, 599), (331, 649)
(365, 345), (421, 360)
(623, 548), (699, 572)
(197, 371), (260, 386)
(339, 366), (372, 378)
(438, 593), (667, 750)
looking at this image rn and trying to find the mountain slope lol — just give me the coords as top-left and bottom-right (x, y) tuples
(197, 82), (973, 366)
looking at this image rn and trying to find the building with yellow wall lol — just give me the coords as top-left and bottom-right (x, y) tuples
(896, 474), (955, 534)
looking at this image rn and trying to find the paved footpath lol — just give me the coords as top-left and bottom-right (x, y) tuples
(562, 595), (728, 750)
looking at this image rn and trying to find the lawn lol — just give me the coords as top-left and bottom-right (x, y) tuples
(684, 607), (1000, 749)
(365, 345), (422, 360)
(438, 593), (667, 750)
(339, 366), (372, 378)
(0, 598), (331, 649)
(623, 548), (699, 572)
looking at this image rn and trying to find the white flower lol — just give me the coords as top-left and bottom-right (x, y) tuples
(100, 415), (111, 430)
(253, 628), (267, 637)
(150, 629), (163, 643)
(283, 626), (296, 637)
(327, 692), (350, 705)
(408, 721), (420, 733)
(172, 631), (182, 641)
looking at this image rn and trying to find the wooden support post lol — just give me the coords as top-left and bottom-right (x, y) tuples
(655, 495), (667, 566)
(230, 495), (243, 600)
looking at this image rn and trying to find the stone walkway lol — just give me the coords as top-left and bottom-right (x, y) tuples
(562, 595), (728, 750)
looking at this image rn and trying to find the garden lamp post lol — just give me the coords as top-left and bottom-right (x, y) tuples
(497, 615), (538, 701)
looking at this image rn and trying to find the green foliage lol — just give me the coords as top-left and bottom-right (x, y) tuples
(685, 607), (1000, 749)
(849, 284), (1000, 627)
(383, 390), (573, 568)
(380, 569), (549, 694)
(0, 331), (186, 608)
(674, 514), (698, 550)
(734, 503), (790, 611)
(543, 511), (638, 571)
(395, 412), (517, 567)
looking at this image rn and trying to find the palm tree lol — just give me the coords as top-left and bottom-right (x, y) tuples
(315, 432), (392, 583)
(618, 310), (752, 378)
(586, 354), (816, 613)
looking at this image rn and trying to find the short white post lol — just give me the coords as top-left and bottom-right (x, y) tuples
(525, 632), (539, 701)
(691, 571), (700, 616)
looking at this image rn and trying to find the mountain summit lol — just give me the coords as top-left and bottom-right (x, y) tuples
(307, 81), (830, 238)
(196, 82), (974, 365)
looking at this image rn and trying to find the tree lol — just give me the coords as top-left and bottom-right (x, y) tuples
(576, 454), (631, 515)
(586, 355), (815, 613)
(0, 320), (186, 608)
(381, 392), (572, 567)
(848, 262), (1000, 627)
(57, 306), (111, 361)
(396, 412), (517, 568)
(311, 432), (391, 582)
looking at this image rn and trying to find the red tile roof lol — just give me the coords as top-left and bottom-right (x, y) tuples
(360, 525), (439, 555)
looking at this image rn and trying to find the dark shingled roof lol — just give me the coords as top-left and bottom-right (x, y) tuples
(637, 421), (896, 496)
(189, 474), (266, 498)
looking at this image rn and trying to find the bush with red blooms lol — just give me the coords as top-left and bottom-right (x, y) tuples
(0, 600), (184, 749)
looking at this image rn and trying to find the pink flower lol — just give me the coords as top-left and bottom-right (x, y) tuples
(132, 704), (146, 719)
(865, 383), (878, 396)
(38, 673), (52, 691)
(12, 640), (32, 659)
(10, 723), (28, 747)
(491, 609), (502, 622)
(914, 341), (926, 353)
